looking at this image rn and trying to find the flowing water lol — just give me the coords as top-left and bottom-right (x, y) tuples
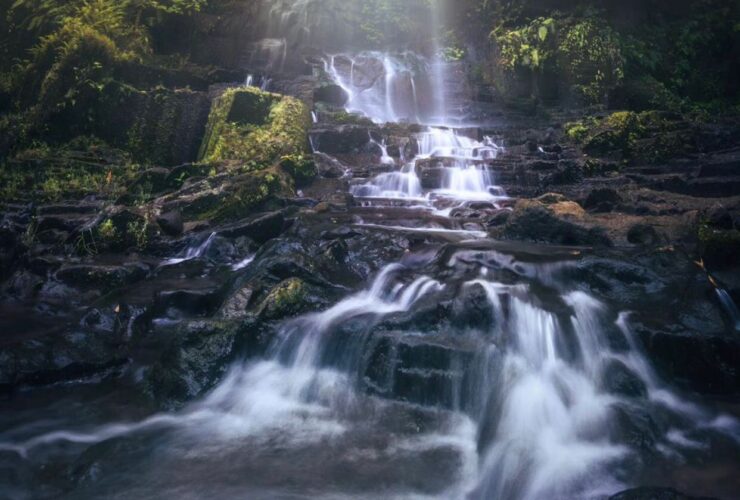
(2, 2), (739, 499)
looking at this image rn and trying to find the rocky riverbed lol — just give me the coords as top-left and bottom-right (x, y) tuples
(1, 0), (739, 498)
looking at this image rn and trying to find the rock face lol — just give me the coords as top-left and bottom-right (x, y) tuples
(501, 199), (611, 246)
(609, 487), (716, 500)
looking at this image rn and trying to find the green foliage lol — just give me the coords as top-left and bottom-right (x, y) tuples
(98, 218), (117, 240)
(0, 138), (135, 202)
(492, 17), (557, 71)
(564, 121), (589, 142)
(559, 19), (624, 103)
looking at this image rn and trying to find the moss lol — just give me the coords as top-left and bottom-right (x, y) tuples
(565, 121), (589, 142)
(568, 111), (697, 163)
(259, 278), (308, 320)
(1, 140), (137, 202)
(193, 169), (287, 223)
(198, 87), (310, 171)
(98, 219), (117, 241)
(279, 154), (317, 188)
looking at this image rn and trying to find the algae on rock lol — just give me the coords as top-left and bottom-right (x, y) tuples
(198, 87), (311, 171)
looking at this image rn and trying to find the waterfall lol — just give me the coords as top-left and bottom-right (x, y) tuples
(4, 249), (739, 498)
(351, 127), (503, 204)
(161, 232), (216, 266)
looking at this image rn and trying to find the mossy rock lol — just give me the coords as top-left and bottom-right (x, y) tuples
(279, 154), (317, 188)
(569, 111), (698, 163)
(258, 278), (309, 320)
(169, 168), (290, 224)
(198, 87), (311, 173)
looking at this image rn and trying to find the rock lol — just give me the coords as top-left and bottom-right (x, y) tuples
(314, 202), (331, 213)
(536, 193), (569, 204)
(451, 282), (495, 330)
(502, 199), (611, 246)
(486, 210), (511, 227)
(609, 487), (715, 500)
(544, 160), (584, 185)
(218, 286), (254, 320)
(602, 359), (648, 397)
(550, 201), (586, 218)
(314, 152), (346, 179)
(706, 203), (736, 230)
(609, 403), (662, 452)
(129, 168), (171, 195)
(257, 278), (310, 321)
(56, 262), (150, 290)
(219, 211), (286, 244)
(585, 188), (624, 212)
(313, 84), (349, 106)
(310, 125), (372, 154)
(156, 210), (184, 237)
(141, 319), (240, 409)
(698, 227), (740, 269)
(628, 224), (661, 246)
(280, 154), (317, 188)
(2, 271), (44, 300)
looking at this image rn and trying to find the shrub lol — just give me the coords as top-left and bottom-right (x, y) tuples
(559, 20), (624, 103)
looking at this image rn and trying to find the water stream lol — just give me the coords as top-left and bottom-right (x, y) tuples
(2, 2), (739, 499)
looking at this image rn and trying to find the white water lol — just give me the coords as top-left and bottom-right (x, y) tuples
(161, 232), (216, 266)
(716, 288), (740, 331)
(8, 252), (738, 498)
(351, 127), (504, 206)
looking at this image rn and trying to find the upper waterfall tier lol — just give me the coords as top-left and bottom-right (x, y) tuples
(323, 52), (472, 126)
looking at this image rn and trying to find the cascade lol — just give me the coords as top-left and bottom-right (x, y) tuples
(3, 1), (739, 498)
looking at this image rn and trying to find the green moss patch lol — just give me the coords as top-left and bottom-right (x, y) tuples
(198, 87), (310, 172)
(565, 111), (698, 163)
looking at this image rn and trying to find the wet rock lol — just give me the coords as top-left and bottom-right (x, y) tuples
(628, 224), (662, 246)
(609, 487), (715, 500)
(314, 152), (347, 179)
(698, 227), (740, 269)
(0, 324), (129, 390)
(310, 125), (372, 154)
(56, 262), (150, 290)
(585, 188), (624, 212)
(602, 359), (648, 398)
(705, 203), (736, 230)
(313, 84), (349, 106)
(153, 288), (222, 318)
(486, 210), (511, 227)
(451, 282), (495, 330)
(544, 160), (584, 185)
(2, 271), (44, 300)
(219, 211), (286, 244)
(609, 403), (663, 452)
(257, 278), (314, 321)
(156, 210), (184, 237)
(502, 199), (611, 246)
(141, 319), (240, 409)
(218, 286), (254, 321)
(637, 326), (740, 395)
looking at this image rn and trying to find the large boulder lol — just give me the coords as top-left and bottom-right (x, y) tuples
(501, 199), (611, 246)
(198, 87), (310, 170)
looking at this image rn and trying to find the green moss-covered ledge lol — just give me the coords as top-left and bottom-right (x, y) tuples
(198, 87), (311, 170)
